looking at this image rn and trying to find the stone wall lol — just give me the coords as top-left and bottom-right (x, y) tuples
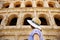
(0, 0), (60, 40)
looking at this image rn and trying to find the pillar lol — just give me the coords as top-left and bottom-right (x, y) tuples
(32, 1), (36, 7)
(55, 1), (60, 8)
(9, 2), (14, 8)
(21, 1), (25, 7)
(43, 1), (49, 7)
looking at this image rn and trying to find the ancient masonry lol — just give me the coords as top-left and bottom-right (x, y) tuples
(0, 0), (60, 40)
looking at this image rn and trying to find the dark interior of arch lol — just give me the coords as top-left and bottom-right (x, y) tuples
(26, 4), (32, 7)
(4, 5), (9, 8)
(3, 3), (9, 8)
(49, 3), (54, 7)
(0, 18), (2, 24)
(39, 17), (48, 25)
(23, 17), (32, 25)
(9, 17), (17, 26)
(15, 4), (20, 7)
(54, 18), (60, 26)
(37, 3), (43, 7)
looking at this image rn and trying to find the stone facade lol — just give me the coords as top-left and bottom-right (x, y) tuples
(0, 0), (60, 40)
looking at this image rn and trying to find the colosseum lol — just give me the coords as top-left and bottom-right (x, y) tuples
(0, 0), (60, 40)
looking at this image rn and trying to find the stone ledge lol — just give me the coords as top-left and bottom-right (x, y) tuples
(0, 7), (60, 13)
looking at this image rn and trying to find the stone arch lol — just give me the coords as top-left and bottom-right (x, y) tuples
(3, 2), (10, 8)
(0, 15), (3, 24)
(25, 1), (32, 7)
(38, 14), (49, 25)
(48, 2), (55, 8)
(36, 1), (43, 7)
(54, 14), (60, 26)
(6, 14), (18, 26)
(14, 1), (21, 7)
(23, 14), (32, 25)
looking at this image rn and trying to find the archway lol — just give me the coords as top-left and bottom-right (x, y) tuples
(3, 3), (10, 8)
(6, 14), (18, 26)
(39, 14), (49, 25)
(48, 2), (55, 8)
(14, 1), (21, 7)
(54, 15), (60, 26)
(37, 1), (43, 7)
(25, 1), (32, 7)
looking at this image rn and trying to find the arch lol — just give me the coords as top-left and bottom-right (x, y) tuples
(25, 1), (32, 7)
(0, 15), (3, 24)
(6, 14), (18, 26)
(14, 1), (21, 7)
(3, 2), (10, 8)
(23, 14), (32, 25)
(48, 2), (55, 8)
(39, 14), (49, 25)
(54, 15), (60, 26)
(37, 1), (43, 7)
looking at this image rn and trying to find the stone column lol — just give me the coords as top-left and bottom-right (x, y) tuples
(1, 14), (8, 29)
(43, 1), (49, 7)
(9, 2), (14, 8)
(32, 1), (36, 7)
(55, 1), (60, 8)
(16, 13), (21, 28)
(21, 1), (25, 7)
(48, 11), (56, 26)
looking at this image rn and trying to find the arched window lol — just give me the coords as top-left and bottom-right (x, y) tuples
(39, 14), (48, 25)
(48, 2), (55, 8)
(54, 15), (60, 26)
(0, 15), (3, 24)
(23, 14), (32, 25)
(7, 14), (18, 26)
(25, 1), (32, 7)
(37, 1), (43, 7)
(14, 1), (21, 7)
(9, 17), (17, 25)
(3, 3), (10, 8)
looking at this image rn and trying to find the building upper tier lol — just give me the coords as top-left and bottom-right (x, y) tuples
(0, 0), (60, 9)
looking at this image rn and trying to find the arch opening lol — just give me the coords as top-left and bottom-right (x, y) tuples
(0, 19), (2, 24)
(37, 1), (43, 7)
(25, 1), (32, 7)
(48, 2), (55, 7)
(39, 17), (48, 25)
(39, 14), (48, 25)
(23, 17), (32, 25)
(3, 3), (10, 8)
(6, 15), (18, 26)
(54, 15), (60, 26)
(14, 1), (21, 7)
(9, 17), (17, 26)
(0, 15), (3, 24)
